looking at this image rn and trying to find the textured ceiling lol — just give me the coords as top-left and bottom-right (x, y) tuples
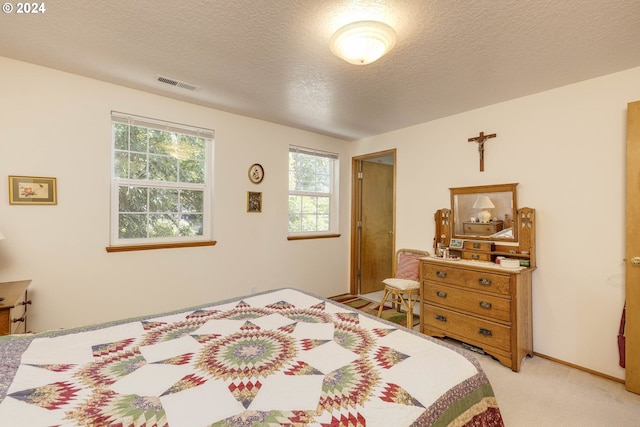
(1, 1), (639, 141)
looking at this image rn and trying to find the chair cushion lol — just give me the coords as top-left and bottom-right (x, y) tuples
(396, 252), (421, 281)
(383, 278), (420, 290)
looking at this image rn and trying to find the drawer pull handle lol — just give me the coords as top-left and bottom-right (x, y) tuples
(436, 271), (447, 278)
(473, 243), (481, 249)
(436, 291), (447, 298)
(478, 278), (492, 286)
(12, 316), (25, 323)
(479, 328), (492, 337)
(435, 315), (447, 323)
(471, 254), (480, 260)
(479, 301), (492, 309)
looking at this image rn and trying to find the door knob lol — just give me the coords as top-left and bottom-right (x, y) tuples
(632, 257), (640, 266)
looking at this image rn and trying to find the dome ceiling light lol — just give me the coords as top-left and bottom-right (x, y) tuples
(330, 20), (397, 65)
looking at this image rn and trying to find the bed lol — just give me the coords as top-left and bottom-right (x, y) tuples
(0, 288), (503, 426)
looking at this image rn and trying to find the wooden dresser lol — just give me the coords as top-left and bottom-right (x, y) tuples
(426, 197), (536, 372)
(0, 280), (32, 335)
(420, 258), (532, 371)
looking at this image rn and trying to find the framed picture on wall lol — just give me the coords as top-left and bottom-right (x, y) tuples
(247, 191), (262, 213)
(8, 176), (57, 205)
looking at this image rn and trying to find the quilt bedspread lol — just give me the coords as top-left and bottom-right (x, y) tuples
(0, 288), (503, 426)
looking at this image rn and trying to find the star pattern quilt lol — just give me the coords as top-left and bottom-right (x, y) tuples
(0, 288), (503, 426)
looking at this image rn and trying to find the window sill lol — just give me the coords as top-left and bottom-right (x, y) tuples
(287, 233), (341, 241)
(106, 240), (216, 252)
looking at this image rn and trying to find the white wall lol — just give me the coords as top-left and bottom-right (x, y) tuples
(352, 66), (640, 379)
(2, 54), (637, 381)
(0, 57), (351, 331)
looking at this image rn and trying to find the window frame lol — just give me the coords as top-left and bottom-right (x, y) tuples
(108, 112), (214, 250)
(287, 145), (340, 239)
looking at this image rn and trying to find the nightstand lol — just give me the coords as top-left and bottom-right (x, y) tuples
(0, 280), (32, 335)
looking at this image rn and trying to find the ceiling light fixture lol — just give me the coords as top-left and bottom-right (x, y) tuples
(330, 20), (396, 65)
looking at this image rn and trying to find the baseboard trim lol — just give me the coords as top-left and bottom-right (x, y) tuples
(533, 352), (624, 384)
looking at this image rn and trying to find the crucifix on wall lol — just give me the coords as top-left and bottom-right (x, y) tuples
(467, 131), (497, 172)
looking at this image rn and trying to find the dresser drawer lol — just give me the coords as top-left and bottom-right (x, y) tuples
(424, 304), (511, 352)
(0, 305), (26, 335)
(0, 280), (31, 335)
(423, 282), (511, 323)
(462, 221), (503, 236)
(461, 251), (492, 262)
(463, 241), (494, 252)
(421, 263), (511, 295)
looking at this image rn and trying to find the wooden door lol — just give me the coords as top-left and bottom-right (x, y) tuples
(626, 100), (640, 393)
(360, 161), (394, 294)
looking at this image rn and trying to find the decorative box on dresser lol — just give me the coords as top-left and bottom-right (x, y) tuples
(0, 280), (32, 336)
(423, 196), (536, 372)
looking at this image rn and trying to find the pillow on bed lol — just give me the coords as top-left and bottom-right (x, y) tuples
(395, 252), (421, 281)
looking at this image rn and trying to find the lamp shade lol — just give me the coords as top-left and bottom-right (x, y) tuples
(473, 195), (494, 223)
(0, 230), (4, 240)
(473, 195), (495, 209)
(330, 20), (396, 65)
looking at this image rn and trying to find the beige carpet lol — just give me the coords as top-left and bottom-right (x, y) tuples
(452, 341), (640, 426)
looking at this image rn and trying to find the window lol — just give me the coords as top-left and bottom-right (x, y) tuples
(110, 112), (214, 248)
(288, 146), (339, 236)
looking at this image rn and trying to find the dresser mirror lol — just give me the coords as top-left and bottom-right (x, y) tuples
(451, 183), (518, 242)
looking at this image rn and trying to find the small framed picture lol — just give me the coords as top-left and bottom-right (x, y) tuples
(449, 238), (464, 249)
(9, 176), (57, 205)
(247, 191), (262, 213)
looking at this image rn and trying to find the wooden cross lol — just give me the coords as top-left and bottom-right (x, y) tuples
(468, 131), (497, 172)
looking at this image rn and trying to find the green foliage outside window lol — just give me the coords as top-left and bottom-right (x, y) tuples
(112, 118), (210, 242)
(288, 148), (336, 233)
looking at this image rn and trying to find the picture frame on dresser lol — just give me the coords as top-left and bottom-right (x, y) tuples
(449, 238), (464, 249)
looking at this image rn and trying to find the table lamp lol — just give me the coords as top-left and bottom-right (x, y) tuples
(473, 195), (495, 223)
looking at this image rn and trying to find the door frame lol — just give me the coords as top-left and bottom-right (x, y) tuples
(626, 100), (640, 393)
(350, 149), (396, 295)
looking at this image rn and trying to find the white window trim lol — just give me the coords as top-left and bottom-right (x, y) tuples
(288, 145), (339, 237)
(109, 112), (214, 248)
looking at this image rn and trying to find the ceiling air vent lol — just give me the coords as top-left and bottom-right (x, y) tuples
(156, 75), (200, 91)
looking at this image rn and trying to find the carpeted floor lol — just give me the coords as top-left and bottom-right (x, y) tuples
(328, 294), (419, 328)
(469, 343), (640, 426)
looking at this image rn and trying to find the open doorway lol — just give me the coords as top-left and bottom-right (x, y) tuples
(350, 149), (396, 302)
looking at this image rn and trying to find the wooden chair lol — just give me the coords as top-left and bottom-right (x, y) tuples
(377, 249), (429, 328)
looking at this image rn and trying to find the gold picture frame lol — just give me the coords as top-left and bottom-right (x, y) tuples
(247, 191), (262, 213)
(9, 176), (57, 205)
